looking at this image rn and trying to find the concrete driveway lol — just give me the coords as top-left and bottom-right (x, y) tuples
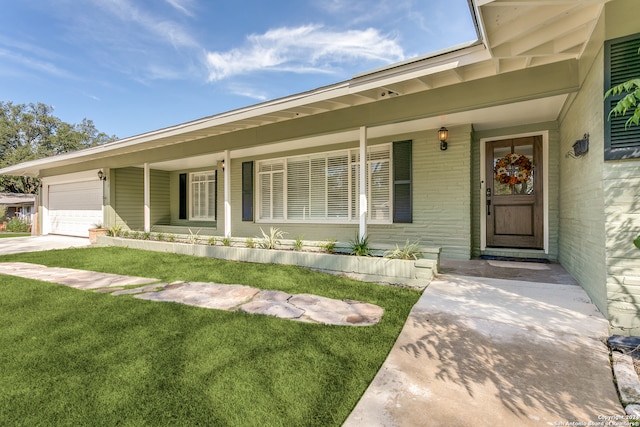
(345, 267), (622, 426)
(0, 235), (90, 255)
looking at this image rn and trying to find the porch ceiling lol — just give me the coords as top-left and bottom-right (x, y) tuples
(0, 0), (603, 177)
(153, 93), (567, 164)
(474, 0), (605, 72)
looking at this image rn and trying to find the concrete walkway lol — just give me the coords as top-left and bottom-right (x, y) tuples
(0, 235), (90, 255)
(344, 270), (623, 426)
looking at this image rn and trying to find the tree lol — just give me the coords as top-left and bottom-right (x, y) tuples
(604, 48), (640, 129)
(605, 78), (640, 128)
(0, 101), (117, 193)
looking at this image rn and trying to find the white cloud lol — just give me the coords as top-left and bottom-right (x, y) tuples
(0, 47), (74, 79)
(205, 24), (404, 81)
(165, 0), (195, 17)
(228, 84), (268, 101)
(92, 0), (198, 49)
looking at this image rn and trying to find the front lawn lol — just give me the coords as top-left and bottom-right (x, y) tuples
(0, 247), (420, 426)
(0, 233), (31, 238)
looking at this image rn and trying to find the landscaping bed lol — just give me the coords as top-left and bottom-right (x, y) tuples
(96, 233), (440, 289)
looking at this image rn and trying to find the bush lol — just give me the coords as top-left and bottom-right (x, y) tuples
(258, 227), (286, 249)
(5, 217), (30, 233)
(349, 234), (372, 257)
(108, 225), (123, 237)
(294, 235), (304, 251)
(385, 240), (423, 260)
(320, 238), (336, 253)
(0, 206), (6, 222)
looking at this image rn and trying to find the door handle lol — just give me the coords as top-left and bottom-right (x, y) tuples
(486, 199), (491, 216)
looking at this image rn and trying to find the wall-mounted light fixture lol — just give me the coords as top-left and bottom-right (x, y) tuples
(221, 160), (225, 171)
(438, 127), (449, 151)
(566, 133), (589, 158)
(97, 170), (107, 181)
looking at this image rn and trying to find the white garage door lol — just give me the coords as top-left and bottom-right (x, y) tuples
(48, 180), (103, 237)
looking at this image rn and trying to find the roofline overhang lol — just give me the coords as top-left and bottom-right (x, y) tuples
(0, 39), (491, 178)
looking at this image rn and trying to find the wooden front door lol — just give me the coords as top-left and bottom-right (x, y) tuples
(486, 136), (543, 249)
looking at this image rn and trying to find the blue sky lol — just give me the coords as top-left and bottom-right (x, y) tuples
(0, 0), (477, 139)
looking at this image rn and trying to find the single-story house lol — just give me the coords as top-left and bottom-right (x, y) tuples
(0, 192), (35, 223)
(1, 0), (638, 334)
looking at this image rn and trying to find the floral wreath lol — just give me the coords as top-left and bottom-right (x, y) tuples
(494, 153), (533, 186)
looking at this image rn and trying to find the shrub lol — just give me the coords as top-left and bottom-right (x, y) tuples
(108, 225), (123, 237)
(320, 238), (337, 253)
(222, 236), (231, 246)
(245, 237), (255, 248)
(122, 230), (130, 238)
(258, 227), (286, 249)
(349, 234), (372, 257)
(142, 232), (151, 241)
(5, 217), (30, 233)
(186, 229), (200, 244)
(385, 240), (423, 260)
(294, 235), (304, 251)
(156, 232), (165, 242)
(166, 234), (176, 243)
(207, 236), (216, 246)
(0, 206), (6, 222)
(130, 231), (140, 240)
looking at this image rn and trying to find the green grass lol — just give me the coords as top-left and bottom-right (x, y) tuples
(0, 247), (420, 426)
(0, 233), (31, 238)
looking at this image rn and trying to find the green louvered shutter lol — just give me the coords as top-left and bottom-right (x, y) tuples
(605, 33), (640, 160)
(393, 140), (412, 223)
(179, 173), (187, 219)
(242, 161), (254, 221)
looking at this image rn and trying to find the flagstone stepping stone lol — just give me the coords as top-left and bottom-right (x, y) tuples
(135, 281), (260, 310)
(288, 294), (383, 326)
(0, 263), (384, 326)
(0, 262), (157, 289)
(240, 290), (305, 319)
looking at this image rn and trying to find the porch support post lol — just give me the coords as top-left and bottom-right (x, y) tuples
(143, 162), (150, 233)
(224, 150), (231, 237)
(359, 126), (368, 240)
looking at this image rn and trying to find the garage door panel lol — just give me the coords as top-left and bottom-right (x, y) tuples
(48, 180), (103, 237)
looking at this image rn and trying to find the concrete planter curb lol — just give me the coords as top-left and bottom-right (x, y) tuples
(97, 236), (440, 289)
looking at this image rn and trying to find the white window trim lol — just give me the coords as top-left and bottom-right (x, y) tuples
(256, 144), (392, 224)
(189, 170), (216, 221)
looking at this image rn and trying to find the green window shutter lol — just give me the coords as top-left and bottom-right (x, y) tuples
(179, 173), (187, 219)
(393, 140), (412, 223)
(242, 161), (254, 221)
(214, 170), (218, 221)
(604, 33), (640, 160)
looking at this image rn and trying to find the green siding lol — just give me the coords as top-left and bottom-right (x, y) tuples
(113, 167), (170, 230)
(604, 161), (640, 334)
(228, 126), (473, 259)
(558, 47), (608, 319)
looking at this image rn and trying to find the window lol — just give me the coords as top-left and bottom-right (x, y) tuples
(190, 171), (216, 220)
(605, 33), (640, 160)
(257, 145), (392, 223)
